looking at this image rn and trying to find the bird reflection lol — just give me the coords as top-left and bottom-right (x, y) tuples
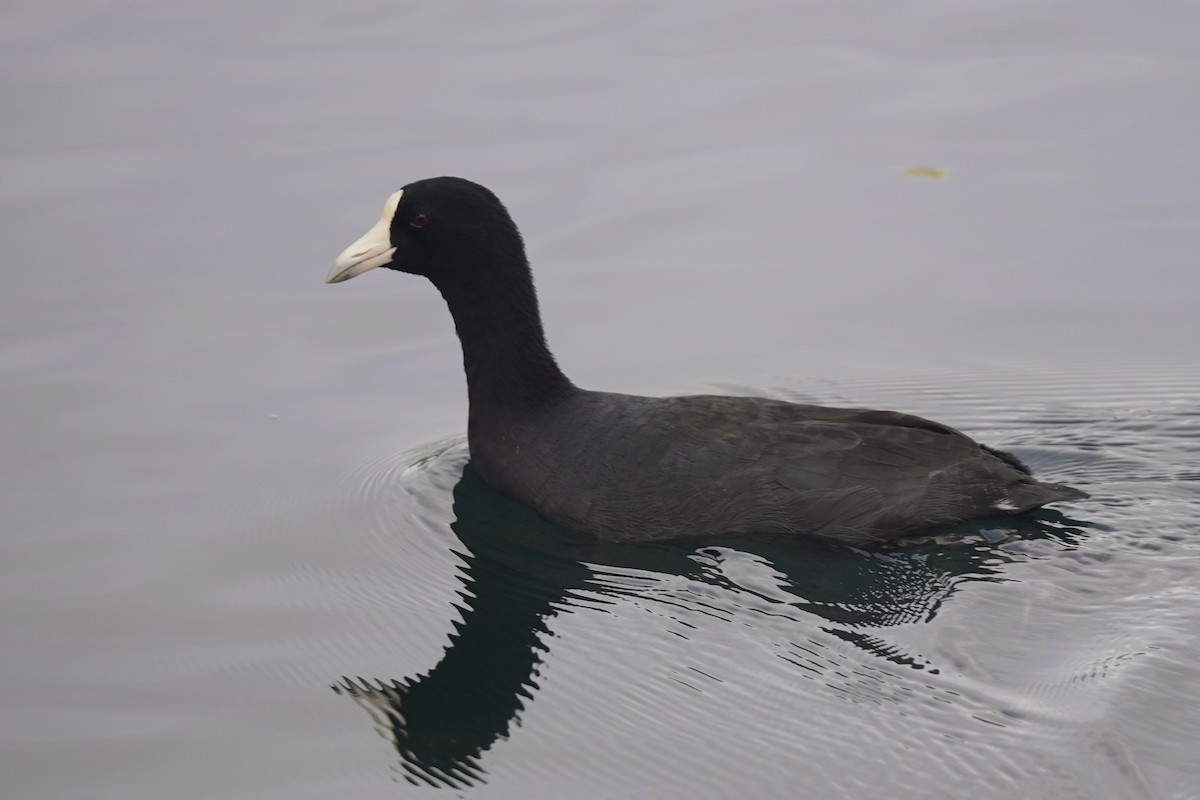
(336, 458), (1087, 787)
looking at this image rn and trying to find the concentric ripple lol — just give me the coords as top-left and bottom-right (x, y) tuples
(320, 365), (1200, 795)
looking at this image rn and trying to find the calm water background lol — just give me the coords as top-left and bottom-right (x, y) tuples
(2, 2), (1199, 798)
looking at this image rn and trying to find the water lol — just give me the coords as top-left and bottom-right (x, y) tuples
(2, 2), (1198, 798)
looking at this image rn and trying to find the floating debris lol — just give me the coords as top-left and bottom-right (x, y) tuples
(904, 166), (948, 179)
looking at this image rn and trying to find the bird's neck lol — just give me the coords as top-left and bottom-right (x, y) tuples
(433, 260), (575, 422)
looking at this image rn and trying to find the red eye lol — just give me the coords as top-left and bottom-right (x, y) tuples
(411, 213), (430, 229)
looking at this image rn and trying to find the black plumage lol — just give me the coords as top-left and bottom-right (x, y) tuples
(328, 177), (1087, 546)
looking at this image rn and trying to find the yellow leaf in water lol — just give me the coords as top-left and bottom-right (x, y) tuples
(904, 167), (948, 179)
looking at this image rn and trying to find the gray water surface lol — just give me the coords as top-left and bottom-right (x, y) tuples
(2, 2), (1199, 798)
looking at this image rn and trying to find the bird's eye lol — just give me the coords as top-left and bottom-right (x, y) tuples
(411, 213), (430, 229)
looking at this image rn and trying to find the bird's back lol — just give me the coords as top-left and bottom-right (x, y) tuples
(469, 391), (1086, 545)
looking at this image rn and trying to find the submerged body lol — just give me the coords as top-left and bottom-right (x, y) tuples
(328, 177), (1087, 546)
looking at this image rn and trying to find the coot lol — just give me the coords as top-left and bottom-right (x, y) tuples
(327, 177), (1087, 545)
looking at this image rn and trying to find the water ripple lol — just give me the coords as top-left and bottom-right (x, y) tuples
(318, 371), (1199, 794)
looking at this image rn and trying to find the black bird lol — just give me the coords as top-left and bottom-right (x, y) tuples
(327, 177), (1087, 546)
